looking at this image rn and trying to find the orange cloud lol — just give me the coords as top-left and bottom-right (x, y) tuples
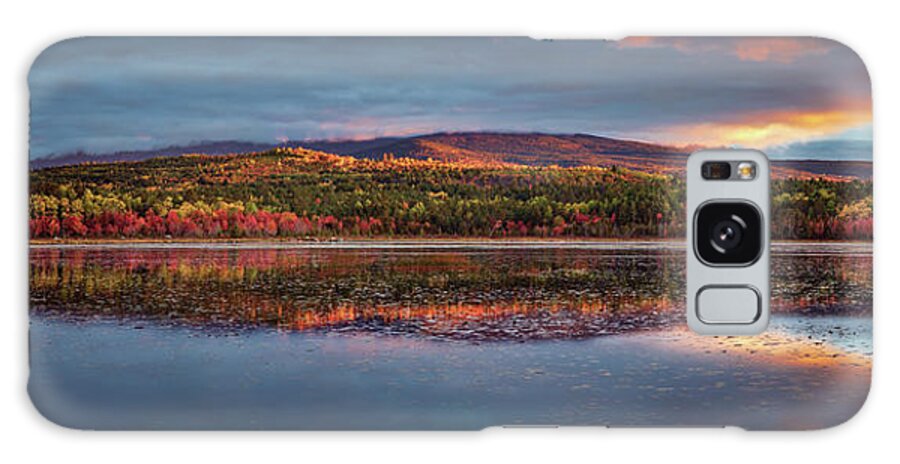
(654, 108), (871, 148)
(733, 39), (829, 63)
(617, 37), (833, 63)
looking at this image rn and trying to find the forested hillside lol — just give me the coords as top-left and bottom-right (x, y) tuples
(29, 147), (872, 240)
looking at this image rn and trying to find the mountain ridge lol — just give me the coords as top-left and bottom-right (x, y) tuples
(29, 132), (871, 179)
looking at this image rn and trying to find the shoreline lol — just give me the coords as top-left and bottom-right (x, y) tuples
(28, 237), (873, 247)
(28, 237), (873, 252)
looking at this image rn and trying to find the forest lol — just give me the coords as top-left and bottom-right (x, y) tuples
(28, 148), (873, 241)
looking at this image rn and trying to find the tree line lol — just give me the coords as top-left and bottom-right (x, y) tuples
(29, 148), (872, 240)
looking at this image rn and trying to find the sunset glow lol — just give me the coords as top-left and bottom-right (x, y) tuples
(656, 109), (871, 149)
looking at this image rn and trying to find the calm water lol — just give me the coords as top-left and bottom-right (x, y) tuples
(28, 241), (872, 429)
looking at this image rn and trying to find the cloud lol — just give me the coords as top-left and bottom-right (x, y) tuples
(617, 37), (835, 63)
(28, 37), (871, 159)
(769, 138), (872, 161)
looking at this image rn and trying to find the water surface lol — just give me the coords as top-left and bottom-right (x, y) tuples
(28, 241), (872, 429)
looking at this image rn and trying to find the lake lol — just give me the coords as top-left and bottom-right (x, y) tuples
(28, 241), (872, 430)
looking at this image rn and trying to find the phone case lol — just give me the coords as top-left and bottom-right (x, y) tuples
(27, 37), (872, 430)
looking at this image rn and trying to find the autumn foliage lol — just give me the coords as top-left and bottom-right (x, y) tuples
(29, 148), (872, 241)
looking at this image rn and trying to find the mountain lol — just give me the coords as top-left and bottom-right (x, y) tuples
(768, 159), (873, 180)
(29, 141), (276, 170)
(29, 132), (871, 179)
(31, 132), (685, 170)
(298, 132), (691, 171)
(294, 137), (405, 157)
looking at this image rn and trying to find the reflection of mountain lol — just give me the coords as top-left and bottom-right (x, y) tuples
(30, 132), (871, 179)
(30, 246), (871, 339)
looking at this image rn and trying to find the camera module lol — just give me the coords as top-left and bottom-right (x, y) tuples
(694, 202), (762, 265)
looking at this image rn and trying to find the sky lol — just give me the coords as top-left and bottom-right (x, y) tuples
(29, 37), (872, 160)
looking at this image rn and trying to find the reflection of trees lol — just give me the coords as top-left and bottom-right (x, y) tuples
(30, 248), (871, 334)
(30, 248), (683, 332)
(771, 255), (872, 314)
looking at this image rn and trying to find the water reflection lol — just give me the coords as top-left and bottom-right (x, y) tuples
(29, 244), (871, 340)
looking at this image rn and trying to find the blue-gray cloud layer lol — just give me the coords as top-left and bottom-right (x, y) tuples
(29, 37), (871, 158)
(769, 138), (873, 161)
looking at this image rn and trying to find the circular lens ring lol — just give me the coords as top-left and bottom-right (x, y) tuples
(694, 201), (763, 266)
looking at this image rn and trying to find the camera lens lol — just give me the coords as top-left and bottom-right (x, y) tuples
(701, 162), (732, 180)
(695, 202), (762, 265)
(710, 218), (743, 251)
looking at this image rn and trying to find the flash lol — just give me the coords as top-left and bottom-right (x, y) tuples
(737, 162), (756, 180)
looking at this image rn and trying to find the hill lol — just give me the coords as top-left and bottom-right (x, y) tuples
(30, 132), (871, 180)
(29, 141), (275, 170)
(29, 147), (872, 241)
(300, 132), (688, 169)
